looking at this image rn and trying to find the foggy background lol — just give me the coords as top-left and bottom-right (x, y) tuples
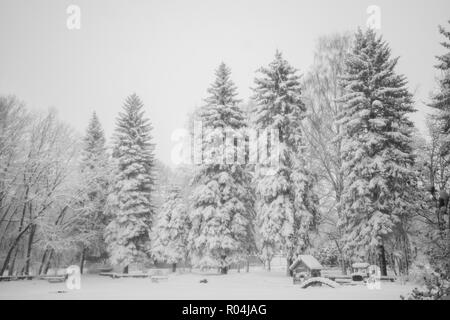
(1, 0), (449, 165)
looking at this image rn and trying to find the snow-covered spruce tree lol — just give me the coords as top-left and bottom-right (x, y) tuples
(252, 51), (318, 275)
(151, 186), (189, 272)
(430, 20), (450, 140)
(401, 21), (450, 300)
(429, 20), (450, 232)
(78, 112), (111, 273)
(428, 20), (450, 277)
(188, 63), (254, 274)
(105, 94), (155, 273)
(337, 28), (416, 276)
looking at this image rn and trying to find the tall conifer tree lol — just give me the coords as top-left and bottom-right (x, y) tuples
(105, 94), (155, 273)
(151, 186), (190, 272)
(79, 112), (110, 272)
(430, 20), (450, 136)
(189, 63), (254, 274)
(337, 29), (416, 275)
(252, 51), (317, 274)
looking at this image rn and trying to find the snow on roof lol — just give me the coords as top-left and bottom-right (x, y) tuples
(289, 255), (323, 270)
(351, 262), (370, 269)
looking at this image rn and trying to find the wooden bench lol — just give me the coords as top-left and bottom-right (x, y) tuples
(99, 272), (150, 279)
(380, 276), (396, 282)
(326, 275), (352, 281)
(0, 276), (16, 282)
(326, 274), (396, 283)
(47, 277), (66, 283)
(0, 275), (35, 281)
(99, 272), (118, 278)
(17, 275), (34, 280)
(38, 275), (66, 283)
(150, 275), (168, 283)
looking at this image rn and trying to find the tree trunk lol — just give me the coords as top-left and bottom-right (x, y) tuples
(377, 244), (388, 276)
(5, 198), (29, 276)
(220, 266), (228, 274)
(246, 260), (250, 273)
(172, 263), (177, 273)
(403, 246), (410, 275)
(0, 207), (19, 249)
(79, 247), (87, 274)
(267, 259), (271, 271)
(286, 257), (293, 277)
(123, 265), (129, 274)
(43, 249), (54, 275)
(334, 240), (347, 275)
(37, 206), (68, 275)
(38, 249), (49, 275)
(339, 258), (346, 275)
(0, 223), (31, 276)
(390, 253), (397, 276)
(397, 257), (404, 276)
(448, 210), (450, 231)
(24, 224), (36, 275)
(8, 247), (19, 276)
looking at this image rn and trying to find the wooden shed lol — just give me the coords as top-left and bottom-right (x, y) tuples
(289, 255), (323, 278)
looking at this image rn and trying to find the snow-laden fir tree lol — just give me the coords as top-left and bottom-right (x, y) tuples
(430, 20), (450, 138)
(428, 20), (450, 274)
(78, 112), (111, 273)
(189, 63), (254, 274)
(429, 20), (450, 209)
(252, 51), (318, 274)
(337, 28), (416, 276)
(105, 94), (155, 273)
(152, 186), (189, 272)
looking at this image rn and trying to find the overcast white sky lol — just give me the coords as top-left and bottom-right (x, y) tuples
(1, 0), (449, 166)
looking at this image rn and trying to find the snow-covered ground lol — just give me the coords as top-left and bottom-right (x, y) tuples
(0, 269), (415, 300)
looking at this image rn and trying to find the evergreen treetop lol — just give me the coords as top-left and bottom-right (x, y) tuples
(430, 21), (450, 134)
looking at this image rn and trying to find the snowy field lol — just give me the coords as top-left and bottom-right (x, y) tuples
(0, 270), (415, 300)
